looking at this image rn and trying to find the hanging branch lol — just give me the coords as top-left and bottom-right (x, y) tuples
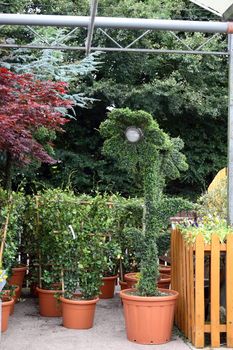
(0, 195), (13, 267)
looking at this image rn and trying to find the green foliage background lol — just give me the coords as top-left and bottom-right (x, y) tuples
(0, 0), (228, 199)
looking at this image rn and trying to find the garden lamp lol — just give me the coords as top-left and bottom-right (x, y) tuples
(125, 127), (143, 143)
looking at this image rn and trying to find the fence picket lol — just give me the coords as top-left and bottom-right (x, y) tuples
(185, 242), (191, 340)
(194, 234), (205, 348)
(226, 234), (233, 347)
(189, 244), (195, 344)
(210, 234), (220, 347)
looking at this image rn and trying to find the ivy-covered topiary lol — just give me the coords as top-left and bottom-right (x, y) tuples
(100, 108), (188, 296)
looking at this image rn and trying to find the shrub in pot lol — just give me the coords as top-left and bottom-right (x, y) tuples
(1, 283), (20, 315)
(0, 189), (26, 305)
(111, 198), (144, 281)
(0, 269), (14, 332)
(31, 189), (85, 316)
(36, 269), (63, 317)
(100, 108), (188, 344)
(60, 218), (106, 329)
(100, 239), (121, 299)
(0, 189), (27, 298)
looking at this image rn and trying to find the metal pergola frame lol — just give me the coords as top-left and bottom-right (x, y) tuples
(0, 4), (233, 223)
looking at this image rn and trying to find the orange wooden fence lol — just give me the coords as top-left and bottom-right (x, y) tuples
(171, 228), (233, 348)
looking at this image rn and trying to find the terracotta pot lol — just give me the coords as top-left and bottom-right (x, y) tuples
(120, 288), (179, 345)
(60, 296), (99, 329)
(157, 274), (171, 289)
(119, 280), (128, 290)
(36, 287), (62, 317)
(2, 285), (20, 315)
(124, 273), (139, 288)
(159, 265), (171, 275)
(125, 272), (171, 289)
(99, 275), (118, 299)
(8, 266), (27, 299)
(1, 297), (14, 332)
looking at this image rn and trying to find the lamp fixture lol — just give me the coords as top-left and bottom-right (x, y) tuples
(125, 127), (143, 143)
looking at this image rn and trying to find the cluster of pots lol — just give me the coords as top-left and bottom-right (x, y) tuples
(2, 264), (178, 345)
(36, 264), (178, 345)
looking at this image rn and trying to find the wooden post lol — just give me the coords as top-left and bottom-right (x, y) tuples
(35, 196), (42, 288)
(61, 269), (65, 294)
(195, 234), (205, 348)
(189, 245), (195, 345)
(210, 234), (220, 347)
(0, 195), (13, 266)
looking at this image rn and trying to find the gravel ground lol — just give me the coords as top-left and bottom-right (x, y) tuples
(1, 289), (194, 350)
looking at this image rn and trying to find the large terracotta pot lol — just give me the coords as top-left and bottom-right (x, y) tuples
(159, 265), (171, 275)
(36, 287), (62, 317)
(60, 296), (99, 329)
(120, 288), (179, 345)
(1, 298), (14, 332)
(2, 285), (20, 315)
(8, 266), (27, 299)
(99, 275), (118, 299)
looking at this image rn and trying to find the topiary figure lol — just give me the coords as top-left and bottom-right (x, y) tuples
(100, 108), (188, 296)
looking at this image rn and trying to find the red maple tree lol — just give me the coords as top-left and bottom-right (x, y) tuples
(0, 67), (73, 189)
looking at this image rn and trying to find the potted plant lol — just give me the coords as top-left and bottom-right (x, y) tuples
(0, 268), (14, 333)
(36, 268), (63, 317)
(100, 239), (121, 299)
(100, 108), (188, 344)
(0, 189), (27, 299)
(1, 282), (20, 315)
(111, 199), (145, 289)
(60, 224), (105, 329)
(32, 189), (81, 317)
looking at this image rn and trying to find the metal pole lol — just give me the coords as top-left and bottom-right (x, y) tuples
(228, 33), (233, 225)
(86, 0), (98, 55)
(0, 14), (231, 34)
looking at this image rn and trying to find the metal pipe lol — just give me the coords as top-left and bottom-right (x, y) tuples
(228, 33), (233, 225)
(0, 43), (228, 55)
(0, 13), (232, 33)
(86, 0), (98, 55)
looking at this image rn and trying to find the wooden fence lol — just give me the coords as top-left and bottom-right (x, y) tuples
(171, 228), (233, 348)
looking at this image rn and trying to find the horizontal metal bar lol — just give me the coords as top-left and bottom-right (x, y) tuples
(0, 14), (231, 33)
(0, 43), (228, 55)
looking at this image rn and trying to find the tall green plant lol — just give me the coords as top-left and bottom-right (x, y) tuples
(100, 108), (188, 296)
